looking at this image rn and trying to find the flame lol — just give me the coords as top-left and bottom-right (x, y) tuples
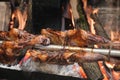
(112, 70), (120, 80)
(79, 66), (87, 78)
(98, 61), (109, 80)
(110, 31), (120, 41)
(82, 0), (96, 34)
(92, 8), (99, 14)
(70, 8), (75, 28)
(82, 0), (120, 79)
(110, 31), (114, 41)
(10, 7), (27, 30)
(62, 2), (75, 28)
(105, 62), (115, 69)
(105, 62), (120, 80)
(72, 63), (87, 78)
(19, 50), (31, 65)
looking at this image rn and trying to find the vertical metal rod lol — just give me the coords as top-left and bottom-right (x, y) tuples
(61, 17), (65, 31)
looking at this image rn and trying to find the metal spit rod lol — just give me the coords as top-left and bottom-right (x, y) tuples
(35, 44), (120, 57)
(0, 41), (120, 57)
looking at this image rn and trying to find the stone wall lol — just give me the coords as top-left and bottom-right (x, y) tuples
(0, 2), (11, 31)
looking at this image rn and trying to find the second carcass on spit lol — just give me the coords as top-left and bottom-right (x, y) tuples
(41, 28), (110, 47)
(0, 28), (109, 47)
(21, 49), (120, 65)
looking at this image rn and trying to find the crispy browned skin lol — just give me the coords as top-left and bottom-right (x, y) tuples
(0, 28), (50, 64)
(0, 28), (50, 45)
(27, 35), (50, 46)
(28, 50), (105, 64)
(1, 41), (23, 56)
(0, 41), (23, 64)
(26, 49), (120, 65)
(0, 31), (9, 40)
(41, 28), (110, 47)
(0, 28), (34, 41)
(8, 28), (35, 42)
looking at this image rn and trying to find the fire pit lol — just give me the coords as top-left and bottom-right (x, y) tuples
(0, 0), (120, 80)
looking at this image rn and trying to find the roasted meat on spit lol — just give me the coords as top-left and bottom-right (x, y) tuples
(0, 28), (34, 42)
(0, 41), (23, 64)
(0, 28), (109, 46)
(0, 28), (50, 64)
(22, 49), (120, 65)
(41, 28), (110, 47)
(0, 28), (50, 45)
(0, 28), (119, 65)
(0, 40), (49, 64)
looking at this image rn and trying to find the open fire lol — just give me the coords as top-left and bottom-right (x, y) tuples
(10, 1), (28, 30)
(82, 0), (120, 80)
(0, 0), (120, 80)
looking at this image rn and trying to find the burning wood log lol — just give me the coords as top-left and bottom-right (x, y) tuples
(81, 62), (103, 80)
(70, 0), (104, 79)
(90, 13), (110, 40)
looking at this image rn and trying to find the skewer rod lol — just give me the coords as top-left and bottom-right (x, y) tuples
(35, 45), (120, 57)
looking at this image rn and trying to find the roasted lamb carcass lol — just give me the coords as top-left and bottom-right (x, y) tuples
(22, 49), (120, 65)
(0, 41), (49, 65)
(0, 28), (50, 45)
(41, 28), (110, 47)
(0, 28), (50, 64)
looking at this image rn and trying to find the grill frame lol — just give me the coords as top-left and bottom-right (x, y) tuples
(0, 67), (86, 80)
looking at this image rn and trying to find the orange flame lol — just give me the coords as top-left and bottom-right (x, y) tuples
(19, 50), (31, 65)
(105, 62), (120, 80)
(70, 8), (75, 28)
(82, 0), (120, 79)
(82, 0), (96, 34)
(79, 66), (87, 78)
(10, 7), (27, 30)
(92, 8), (99, 14)
(62, 2), (75, 28)
(110, 31), (120, 41)
(105, 62), (115, 69)
(98, 61), (109, 80)
(112, 70), (120, 80)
